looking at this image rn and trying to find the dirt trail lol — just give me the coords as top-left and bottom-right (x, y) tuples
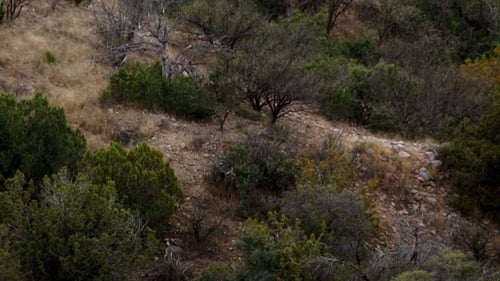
(108, 105), (498, 272)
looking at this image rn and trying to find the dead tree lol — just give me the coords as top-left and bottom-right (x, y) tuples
(4, 0), (30, 20)
(325, 0), (354, 34)
(93, 0), (196, 79)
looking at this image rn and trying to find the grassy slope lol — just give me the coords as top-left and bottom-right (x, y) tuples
(1, 1), (498, 276)
(0, 1), (112, 149)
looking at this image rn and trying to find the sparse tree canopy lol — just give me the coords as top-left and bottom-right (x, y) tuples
(182, 0), (264, 51)
(226, 19), (319, 122)
(94, 0), (196, 78)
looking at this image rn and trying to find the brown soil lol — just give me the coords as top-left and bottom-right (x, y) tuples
(0, 1), (498, 277)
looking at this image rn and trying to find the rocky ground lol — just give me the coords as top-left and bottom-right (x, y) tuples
(108, 104), (499, 274)
(0, 2), (497, 275)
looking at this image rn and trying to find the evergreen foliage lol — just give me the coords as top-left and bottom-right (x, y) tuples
(211, 131), (297, 214)
(0, 171), (156, 281)
(101, 62), (212, 121)
(439, 91), (500, 222)
(0, 93), (86, 187)
(80, 142), (183, 231)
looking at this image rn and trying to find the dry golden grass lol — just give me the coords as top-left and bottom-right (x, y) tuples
(0, 1), (114, 148)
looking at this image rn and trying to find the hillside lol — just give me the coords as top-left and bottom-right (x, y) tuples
(0, 1), (499, 280)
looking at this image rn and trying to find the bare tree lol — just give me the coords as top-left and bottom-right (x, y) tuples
(93, 0), (195, 79)
(181, 0), (263, 56)
(207, 59), (241, 131)
(228, 20), (319, 122)
(294, 0), (355, 34)
(325, 0), (354, 34)
(4, 0), (29, 20)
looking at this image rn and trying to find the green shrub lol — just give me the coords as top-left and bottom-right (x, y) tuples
(193, 263), (231, 281)
(439, 92), (500, 222)
(317, 61), (420, 135)
(425, 249), (482, 281)
(211, 132), (297, 214)
(101, 62), (212, 120)
(233, 213), (324, 281)
(0, 1), (5, 23)
(391, 270), (433, 281)
(164, 75), (213, 120)
(0, 93), (86, 187)
(0, 171), (157, 281)
(101, 62), (166, 110)
(367, 103), (400, 132)
(281, 185), (376, 263)
(43, 50), (58, 63)
(235, 106), (264, 121)
(79, 142), (183, 231)
(334, 37), (381, 65)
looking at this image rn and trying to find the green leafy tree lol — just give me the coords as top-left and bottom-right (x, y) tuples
(80, 142), (183, 231)
(0, 171), (157, 281)
(0, 93), (86, 187)
(439, 91), (500, 222)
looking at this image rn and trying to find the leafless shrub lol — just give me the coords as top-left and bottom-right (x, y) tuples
(183, 198), (223, 246)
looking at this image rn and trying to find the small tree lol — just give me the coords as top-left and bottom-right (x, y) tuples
(80, 142), (184, 231)
(182, 0), (263, 51)
(0, 93), (86, 187)
(439, 90), (500, 222)
(207, 67), (240, 131)
(228, 19), (319, 122)
(324, 0), (355, 34)
(0, 171), (157, 281)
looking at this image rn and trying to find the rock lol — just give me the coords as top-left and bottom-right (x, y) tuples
(113, 128), (142, 146)
(425, 151), (435, 159)
(431, 160), (442, 168)
(426, 196), (437, 205)
(417, 167), (433, 182)
(398, 151), (411, 158)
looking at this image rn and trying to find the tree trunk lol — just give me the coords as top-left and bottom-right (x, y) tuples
(160, 42), (170, 79)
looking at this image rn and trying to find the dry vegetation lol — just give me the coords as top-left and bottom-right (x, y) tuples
(0, 1), (112, 149)
(0, 0), (498, 278)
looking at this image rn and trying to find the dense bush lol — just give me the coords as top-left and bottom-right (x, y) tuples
(0, 1), (5, 23)
(317, 61), (419, 134)
(392, 249), (484, 281)
(79, 142), (183, 231)
(282, 185), (376, 263)
(439, 91), (500, 222)
(232, 213), (324, 281)
(101, 62), (212, 120)
(211, 130), (297, 214)
(0, 93), (86, 187)
(0, 171), (156, 281)
(334, 37), (381, 65)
